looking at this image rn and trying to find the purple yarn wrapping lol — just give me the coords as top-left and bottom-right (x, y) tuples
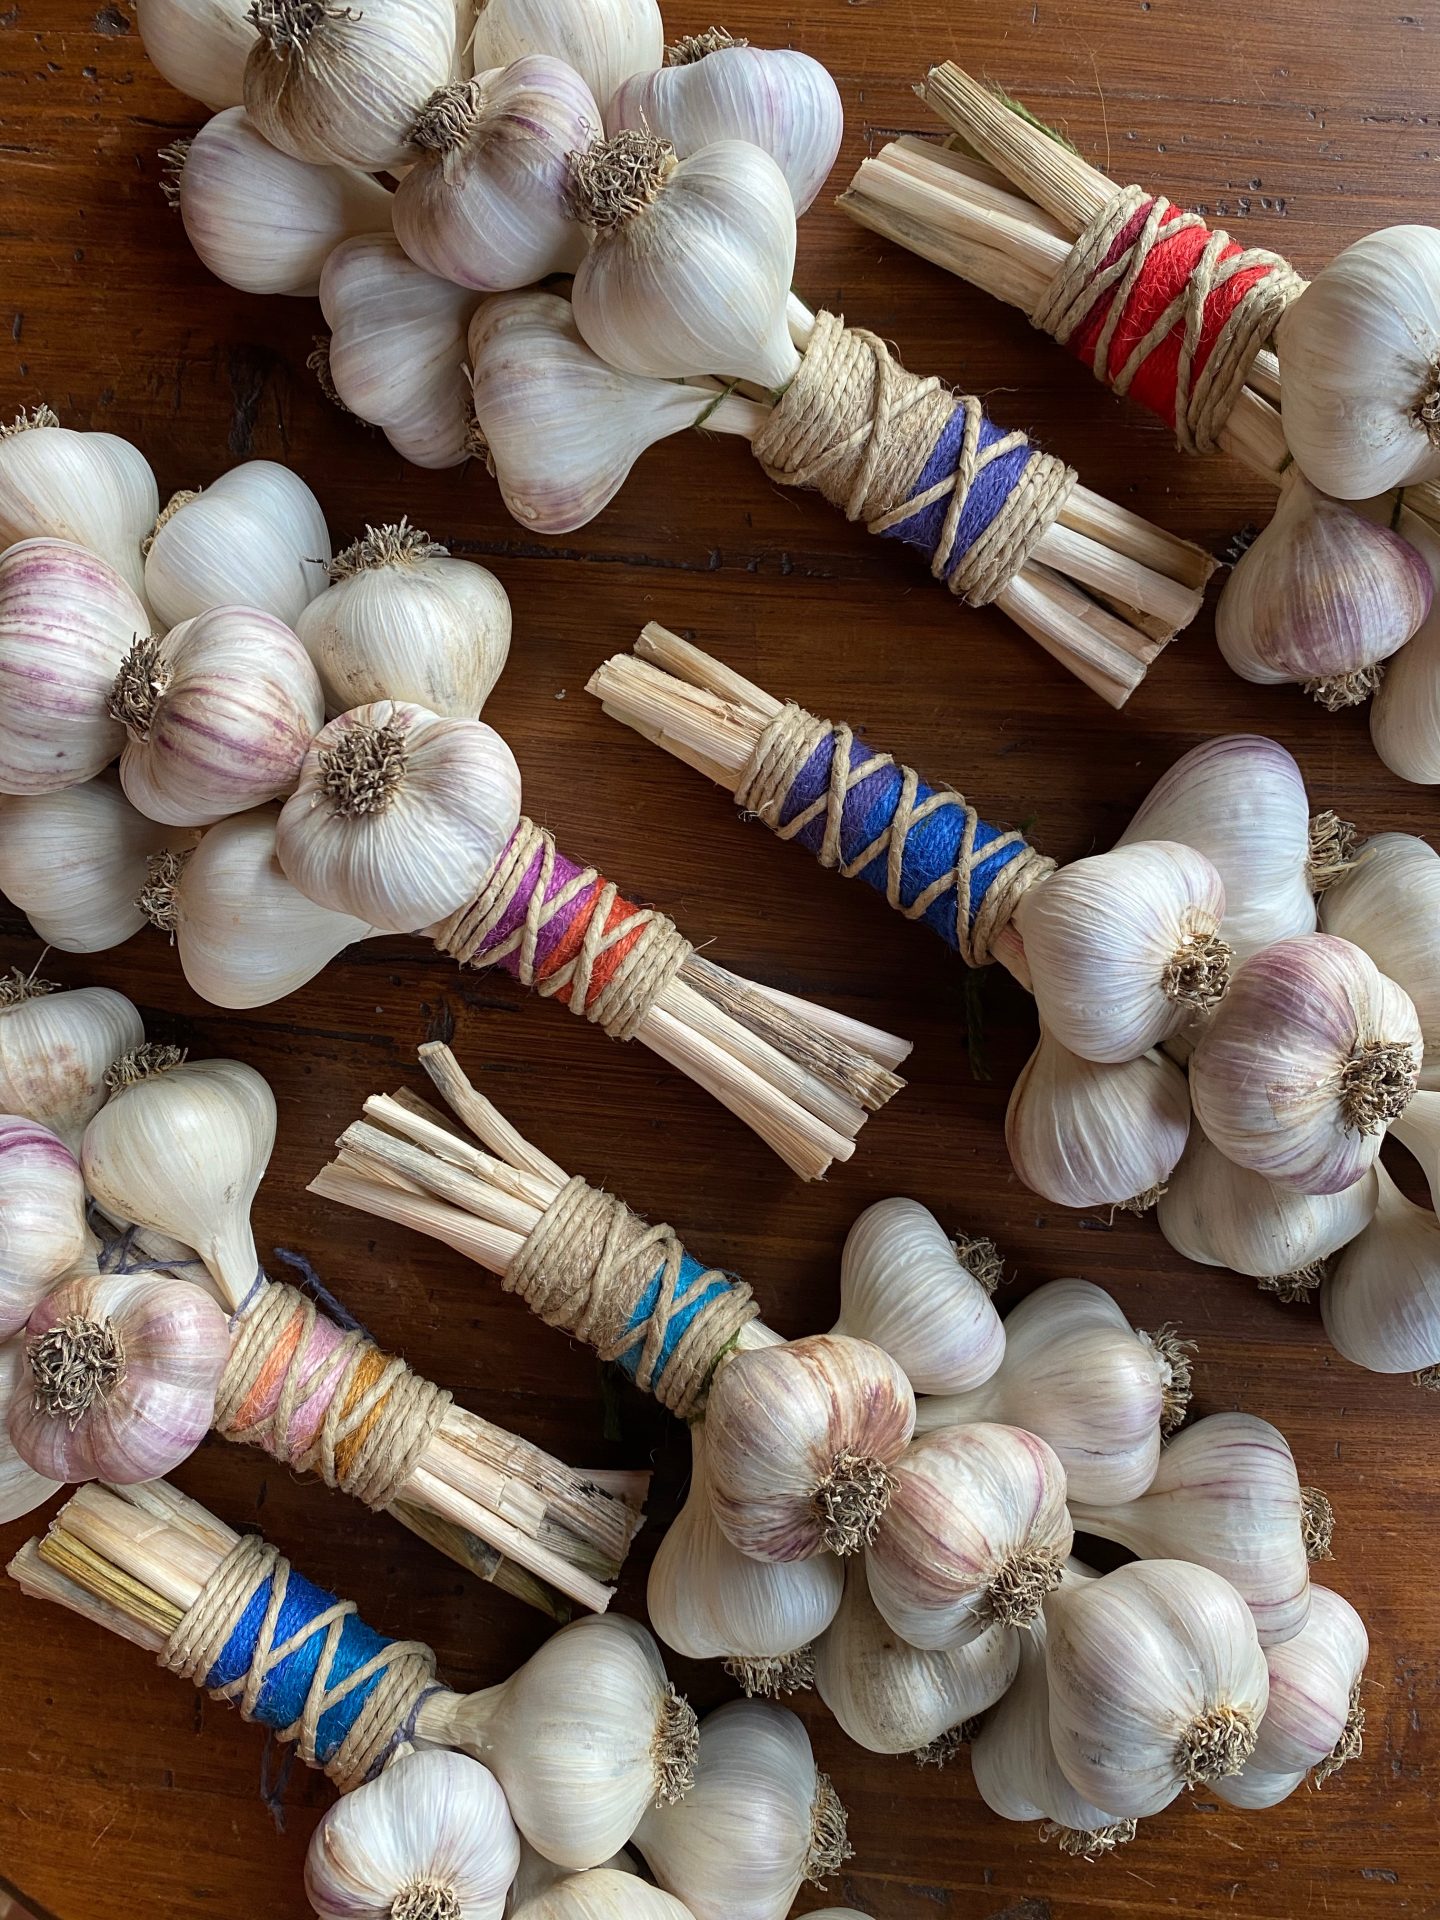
(880, 407), (1035, 584)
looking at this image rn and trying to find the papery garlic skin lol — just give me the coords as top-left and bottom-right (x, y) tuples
(0, 1116), (91, 1339)
(9, 1266), (229, 1483)
(144, 460), (332, 631)
(307, 1748), (519, 1920)
(0, 1335), (61, 1523)
(0, 539), (147, 796)
(0, 410), (156, 605)
(701, 1333), (916, 1562)
(1371, 590), (1440, 782)
(866, 1423), (1073, 1650)
(510, 1871), (690, 1920)
(469, 0), (663, 116)
(506, 1844), (638, 1915)
(834, 1197), (1005, 1395)
(137, 0), (254, 107)
(0, 982), (144, 1154)
(169, 107), (395, 298)
(1005, 1027), (1190, 1210)
(914, 1279), (1189, 1506)
(814, 1557), (1018, 1756)
(1320, 833), (1440, 1088)
(276, 700), (522, 934)
(1321, 1162), (1440, 1373)
(1191, 933), (1422, 1194)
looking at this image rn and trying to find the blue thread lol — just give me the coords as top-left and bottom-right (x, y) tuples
(880, 407), (1035, 584)
(87, 1205), (210, 1281)
(272, 1246), (372, 1339)
(613, 1253), (733, 1386)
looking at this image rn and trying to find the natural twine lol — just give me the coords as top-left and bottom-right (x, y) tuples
(751, 310), (1074, 605)
(505, 1175), (756, 1416)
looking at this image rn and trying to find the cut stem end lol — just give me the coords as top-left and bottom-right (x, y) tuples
(27, 1313), (125, 1425)
(1178, 1703), (1258, 1786)
(652, 1685), (699, 1805)
(813, 1449), (896, 1555)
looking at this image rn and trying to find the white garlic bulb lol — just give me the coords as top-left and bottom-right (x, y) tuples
(914, 1279), (1191, 1506)
(0, 538), (147, 796)
(1045, 1559), (1270, 1818)
(1118, 735), (1320, 962)
(419, 1615), (697, 1870)
(307, 1749), (519, 1920)
(1321, 1161), (1440, 1374)
(1190, 933), (1422, 1193)
(82, 1049), (275, 1309)
(813, 1557), (1018, 1757)
(137, 0), (254, 107)
(469, 0), (663, 116)
(570, 135), (801, 389)
(297, 523), (511, 719)
(395, 58), (595, 291)
(167, 106), (395, 298)
(1157, 1129), (1378, 1300)
(1320, 832), (1440, 1087)
(701, 1333), (916, 1561)
(9, 1263), (229, 1484)
(1213, 1585), (1369, 1809)
(506, 1846), (637, 1916)
(144, 460), (331, 631)
(1069, 1412), (1322, 1647)
(833, 1197), (1005, 1395)
(1370, 575), (1440, 782)
(276, 699), (522, 934)
(320, 235), (478, 471)
(609, 33), (843, 215)
(646, 1427), (842, 1685)
(1277, 225), (1440, 497)
(1005, 1026), (1191, 1211)
(1014, 840), (1231, 1064)
(510, 1872), (689, 1920)
(112, 607), (324, 828)
(866, 1423), (1072, 1649)
(632, 1700), (850, 1920)
(0, 1334), (61, 1524)
(0, 776), (191, 954)
(0, 408), (155, 605)
(0, 980), (144, 1153)
(0, 1115), (91, 1339)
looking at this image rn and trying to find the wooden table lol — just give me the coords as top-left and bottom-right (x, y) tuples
(2, 1), (1438, 1914)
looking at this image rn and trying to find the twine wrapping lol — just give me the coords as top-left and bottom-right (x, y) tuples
(1033, 185), (1306, 453)
(505, 1176), (758, 1416)
(432, 818), (692, 1043)
(215, 1282), (452, 1512)
(161, 1533), (438, 1791)
(751, 310), (1074, 605)
(736, 703), (1053, 967)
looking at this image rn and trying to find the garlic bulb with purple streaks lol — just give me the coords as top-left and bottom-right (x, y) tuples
(0, 980), (144, 1153)
(1321, 1162), (1440, 1374)
(1320, 832), (1440, 1087)
(0, 407), (155, 605)
(0, 1116), (91, 1339)
(0, 1335), (61, 1523)
(468, 0), (663, 116)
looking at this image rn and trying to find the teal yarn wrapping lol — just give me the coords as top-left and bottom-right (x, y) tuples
(613, 1251), (738, 1392)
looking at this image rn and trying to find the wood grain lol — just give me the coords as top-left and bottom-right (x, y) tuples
(2, 1), (1439, 1914)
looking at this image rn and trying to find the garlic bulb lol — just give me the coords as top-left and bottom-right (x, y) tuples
(1013, 841), (1231, 1064)
(166, 106), (394, 297)
(914, 1279), (1191, 1506)
(144, 460), (331, 631)
(1157, 1128), (1379, 1301)
(0, 980), (144, 1153)
(307, 1749), (519, 1920)
(1277, 225), (1440, 497)
(0, 776), (192, 954)
(276, 700), (522, 933)
(1190, 933), (1422, 1193)
(1217, 474), (1431, 701)
(570, 134), (801, 389)
(609, 32), (843, 215)
(1214, 1585), (1369, 1809)
(8, 1264), (229, 1483)
(0, 1335), (61, 1523)
(813, 1558), (1018, 1757)
(1045, 1559), (1269, 1818)
(0, 407), (155, 604)
(137, 0), (254, 107)
(1005, 1026), (1191, 1211)
(1371, 576), (1440, 782)
(297, 523), (511, 718)
(833, 1197), (1005, 1395)
(511, 1872), (688, 1920)
(1118, 736), (1320, 962)
(647, 1427), (842, 1686)
(701, 1333), (915, 1561)
(865, 1423), (1072, 1649)
(320, 235), (478, 471)
(1069, 1412), (1321, 1647)
(81, 1050), (275, 1309)
(468, 0), (663, 115)
(395, 58), (595, 291)
(632, 1700), (850, 1920)
(1321, 1161), (1440, 1374)
(506, 1844), (637, 1915)
(112, 608), (324, 828)
(0, 538), (147, 795)
(0, 1115), (91, 1339)
(1320, 833), (1440, 1087)
(419, 1615), (697, 1870)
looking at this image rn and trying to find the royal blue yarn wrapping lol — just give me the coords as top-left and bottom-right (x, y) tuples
(779, 733), (1027, 952)
(204, 1565), (395, 1764)
(615, 1252), (732, 1388)
(881, 407), (1035, 582)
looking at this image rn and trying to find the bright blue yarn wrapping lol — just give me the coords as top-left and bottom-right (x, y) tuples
(614, 1252), (731, 1390)
(880, 409), (1038, 586)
